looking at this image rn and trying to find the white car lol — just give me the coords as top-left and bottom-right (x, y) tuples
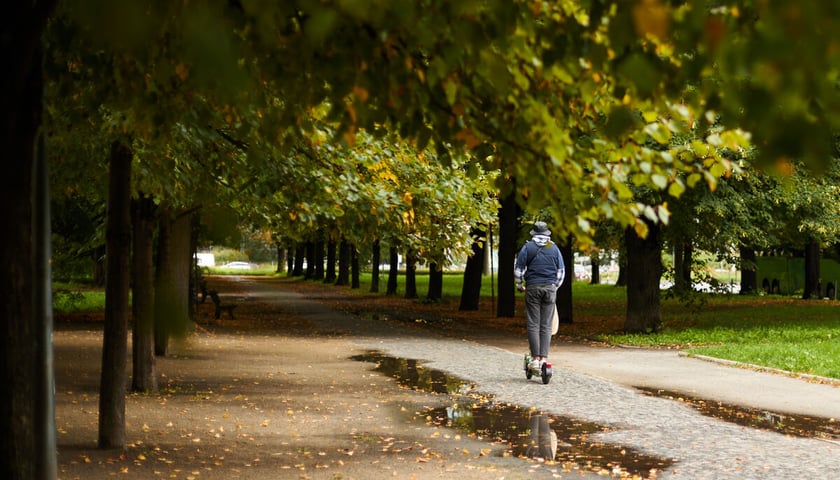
(222, 261), (253, 270)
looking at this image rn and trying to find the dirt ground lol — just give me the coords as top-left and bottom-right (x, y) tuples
(54, 275), (582, 480)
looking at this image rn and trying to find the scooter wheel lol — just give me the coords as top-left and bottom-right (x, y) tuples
(524, 355), (533, 379)
(541, 363), (552, 384)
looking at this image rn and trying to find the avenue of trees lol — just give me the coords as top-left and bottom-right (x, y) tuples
(6, 1), (840, 478)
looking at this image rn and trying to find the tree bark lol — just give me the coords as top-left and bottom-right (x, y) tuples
(286, 242), (295, 274)
(131, 195), (157, 392)
(459, 228), (486, 311)
(624, 222), (663, 333)
(324, 240), (337, 283)
(99, 140), (133, 449)
(496, 187), (520, 317)
(370, 239), (381, 293)
(803, 237), (821, 299)
(1, 15), (58, 474)
(304, 241), (315, 279)
(404, 252), (418, 299)
(615, 247), (627, 287)
(427, 262), (443, 302)
(154, 209), (193, 355)
(557, 236), (573, 324)
(386, 246), (399, 295)
(313, 239), (325, 280)
(336, 239), (350, 286)
(351, 243), (361, 289)
(673, 239), (693, 292)
(275, 244), (286, 274)
(292, 244), (305, 276)
(589, 248), (601, 285)
(286, 242), (295, 277)
(739, 245), (757, 295)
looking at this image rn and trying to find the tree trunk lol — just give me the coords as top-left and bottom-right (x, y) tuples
(405, 252), (418, 299)
(459, 228), (486, 311)
(557, 236), (573, 324)
(292, 244), (305, 276)
(154, 209), (193, 355)
(624, 222), (663, 333)
(304, 241), (315, 279)
(427, 262), (443, 302)
(739, 245), (757, 295)
(370, 239), (381, 293)
(351, 244), (361, 288)
(99, 140), (133, 449)
(386, 246), (399, 295)
(286, 242), (295, 274)
(1, 19), (58, 475)
(589, 248), (601, 285)
(614, 245), (627, 287)
(275, 244), (286, 274)
(324, 239), (337, 283)
(131, 196), (157, 392)
(336, 239), (350, 286)
(496, 188), (520, 317)
(673, 240), (693, 292)
(803, 237), (821, 299)
(313, 240), (325, 280)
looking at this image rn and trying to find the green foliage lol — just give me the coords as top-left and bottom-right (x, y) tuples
(46, 0), (757, 259)
(52, 288), (106, 313)
(45, 1), (840, 291)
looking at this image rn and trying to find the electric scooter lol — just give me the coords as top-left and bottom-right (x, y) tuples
(524, 354), (552, 384)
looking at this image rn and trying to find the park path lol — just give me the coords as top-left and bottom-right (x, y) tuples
(55, 275), (840, 479)
(232, 275), (840, 479)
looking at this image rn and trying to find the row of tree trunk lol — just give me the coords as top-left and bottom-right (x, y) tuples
(98, 140), (198, 449)
(279, 195), (671, 335)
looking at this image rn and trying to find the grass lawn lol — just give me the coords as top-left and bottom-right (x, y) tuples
(587, 286), (840, 380)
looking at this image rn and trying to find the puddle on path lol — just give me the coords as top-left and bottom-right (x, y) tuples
(353, 351), (673, 478)
(636, 387), (840, 442)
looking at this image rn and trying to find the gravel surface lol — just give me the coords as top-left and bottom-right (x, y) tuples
(270, 276), (840, 480)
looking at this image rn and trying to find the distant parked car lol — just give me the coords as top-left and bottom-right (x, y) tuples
(221, 261), (253, 270)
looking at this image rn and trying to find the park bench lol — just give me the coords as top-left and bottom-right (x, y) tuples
(197, 279), (208, 304)
(207, 290), (236, 319)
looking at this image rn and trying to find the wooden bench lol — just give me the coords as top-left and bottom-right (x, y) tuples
(197, 280), (208, 304)
(207, 290), (236, 319)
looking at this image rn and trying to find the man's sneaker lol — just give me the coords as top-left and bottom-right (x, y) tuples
(528, 359), (541, 371)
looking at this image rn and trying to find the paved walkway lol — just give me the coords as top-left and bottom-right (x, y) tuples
(247, 276), (840, 479)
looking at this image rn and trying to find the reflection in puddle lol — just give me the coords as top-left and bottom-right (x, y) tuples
(636, 387), (840, 441)
(353, 351), (673, 478)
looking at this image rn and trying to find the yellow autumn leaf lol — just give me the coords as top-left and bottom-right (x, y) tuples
(175, 63), (189, 81)
(454, 127), (482, 150)
(633, 0), (671, 42)
(352, 85), (369, 102)
(346, 103), (357, 124)
(633, 219), (649, 239)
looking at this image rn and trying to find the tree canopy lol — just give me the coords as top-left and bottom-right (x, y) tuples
(46, 0), (757, 250)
